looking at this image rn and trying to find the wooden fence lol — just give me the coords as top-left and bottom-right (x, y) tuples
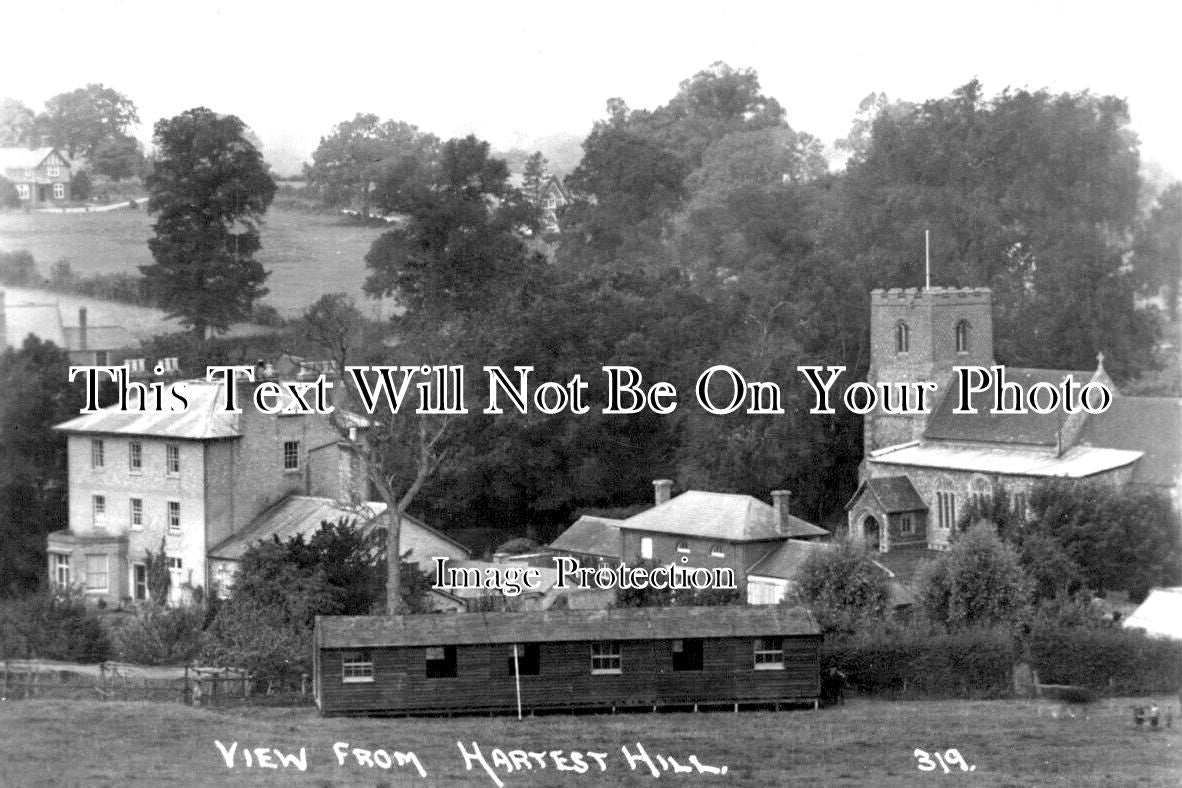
(0, 660), (274, 705)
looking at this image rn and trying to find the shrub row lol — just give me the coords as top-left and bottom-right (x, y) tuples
(1030, 625), (1182, 695)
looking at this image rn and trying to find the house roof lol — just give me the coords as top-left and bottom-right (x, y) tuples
(1122, 586), (1182, 640)
(548, 515), (623, 558)
(208, 495), (470, 562)
(924, 367), (1095, 446)
(747, 539), (833, 579)
(1078, 396), (1182, 490)
(867, 441), (1141, 478)
(317, 605), (820, 648)
(0, 146), (61, 172)
(4, 303), (65, 347)
(844, 476), (927, 513)
(62, 325), (140, 352)
(54, 379), (242, 440)
(620, 491), (828, 542)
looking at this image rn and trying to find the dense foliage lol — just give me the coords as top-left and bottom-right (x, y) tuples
(793, 540), (891, 635)
(917, 523), (1033, 630)
(0, 589), (110, 661)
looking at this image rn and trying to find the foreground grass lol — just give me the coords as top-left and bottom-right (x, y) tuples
(0, 697), (1178, 787)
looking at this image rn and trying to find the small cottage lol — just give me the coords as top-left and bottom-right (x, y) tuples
(314, 605), (821, 716)
(0, 147), (72, 205)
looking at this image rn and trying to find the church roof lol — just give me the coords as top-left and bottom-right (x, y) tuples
(867, 441), (1141, 479)
(923, 367), (1094, 446)
(1079, 396), (1182, 489)
(844, 476), (927, 513)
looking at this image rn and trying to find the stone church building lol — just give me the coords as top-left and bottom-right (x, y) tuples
(846, 286), (1181, 553)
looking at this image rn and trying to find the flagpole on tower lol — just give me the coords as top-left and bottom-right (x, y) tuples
(925, 230), (931, 290)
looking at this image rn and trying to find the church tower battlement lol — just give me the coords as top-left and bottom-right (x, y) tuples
(866, 286), (994, 452)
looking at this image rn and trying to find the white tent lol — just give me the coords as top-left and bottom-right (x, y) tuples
(1122, 587), (1182, 640)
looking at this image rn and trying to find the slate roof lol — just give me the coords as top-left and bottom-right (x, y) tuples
(4, 303), (65, 347)
(747, 539), (833, 579)
(1079, 397), (1182, 489)
(54, 379), (242, 440)
(868, 442), (1141, 478)
(924, 367), (1094, 446)
(620, 490), (828, 542)
(317, 605), (820, 648)
(548, 515), (623, 558)
(0, 146), (60, 172)
(208, 495), (469, 562)
(62, 325), (140, 351)
(845, 476), (927, 513)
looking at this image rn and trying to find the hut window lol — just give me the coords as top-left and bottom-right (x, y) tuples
(341, 650), (374, 683)
(753, 637), (785, 670)
(426, 645), (457, 678)
(507, 643), (540, 676)
(676, 541), (690, 554)
(710, 544), (724, 557)
(590, 642), (621, 674)
(671, 638), (704, 672)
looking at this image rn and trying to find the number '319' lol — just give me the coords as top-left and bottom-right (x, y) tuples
(914, 749), (975, 773)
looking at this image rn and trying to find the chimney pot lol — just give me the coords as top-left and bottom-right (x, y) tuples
(771, 490), (792, 534)
(653, 479), (673, 506)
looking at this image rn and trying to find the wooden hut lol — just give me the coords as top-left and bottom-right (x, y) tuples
(314, 606), (821, 716)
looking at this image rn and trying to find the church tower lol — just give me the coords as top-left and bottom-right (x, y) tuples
(865, 286), (993, 453)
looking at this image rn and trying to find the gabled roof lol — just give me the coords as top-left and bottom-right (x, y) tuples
(0, 146), (65, 172)
(747, 539), (833, 579)
(208, 495), (470, 562)
(317, 605), (820, 648)
(1122, 586), (1182, 640)
(844, 476), (927, 513)
(549, 515), (623, 558)
(1079, 397), (1182, 489)
(868, 441), (1141, 478)
(924, 368), (1094, 446)
(54, 379), (241, 440)
(620, 490), (828, 542)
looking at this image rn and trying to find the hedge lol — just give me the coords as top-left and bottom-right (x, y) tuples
(1029, 625), (1182, 695)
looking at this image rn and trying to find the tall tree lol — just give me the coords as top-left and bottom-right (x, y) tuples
(37, 83), (139, 158)
(1133, 182), (1182, 319)
(304, 114), (438, 218)
(0, 98), (37, 147)
(141, 107), (277, 339)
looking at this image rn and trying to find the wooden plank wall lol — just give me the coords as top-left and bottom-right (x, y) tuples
(319, 636), (820, 715)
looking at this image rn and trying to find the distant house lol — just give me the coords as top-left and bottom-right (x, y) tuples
(0, 147), (72, 205)
(511, 172), (572, 233)
(206, 495), (471, 600)
(0, 293), (139, 364)
(745, 538), (916, 609)
(548, 514), (623, 568)
(313, 605), (822, 716)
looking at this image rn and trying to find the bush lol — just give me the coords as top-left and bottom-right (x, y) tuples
(0, 589), (111, 662)
(111, 605), (204, 665)
(0, 177), (19, 209)
(0, 250), (40, 287)
(1029, 625), (1182, 694)
(794, 539), (891, 635)
(823, 624), (1014, 699)
(70, 169), (92, 201)
(918, 522), (1032, 630)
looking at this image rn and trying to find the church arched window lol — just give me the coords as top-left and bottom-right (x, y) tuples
(955, 320), (970, 354)
(936, 475), (957, 532)
(895, 321), (910, 354)
(970, 475), (992, 509)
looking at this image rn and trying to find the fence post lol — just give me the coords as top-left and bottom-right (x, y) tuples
(183, 665), (191, 705)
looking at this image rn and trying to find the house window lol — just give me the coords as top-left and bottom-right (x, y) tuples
(341, 650), (375, 683)
(53, 553), (70, 587)
(167, 556), (183, 571)
(899, 514), (914, 535)
(590, 641), (621, 674)
(128, 441), (142, 472)
(16, 184), (29, 199)
(936, 476), (957, 532)
(166, 444), (180, 475)
(129, 497), (143, 529)
(167, 501), (181, 533)
(283, 440), (300, 471)
(425, 645), (457, 678)
(710, 544), (725, 558)
(47, 165), (60, 177)
(753, 637), (785, 670)
(955, 320), (970, 354)
(133, 563), (147, 601)
(53, 183), (65, 199)
(508, 643), (540, 676)
(91, 439), (105, 468)
(675, 540), (690, 554)
(92, 494), (107, 524)
(671, 638), (704, 672)
(85, 554), (109, 592)
(895, 321), (910, 354)
(640, 537), (653, 560)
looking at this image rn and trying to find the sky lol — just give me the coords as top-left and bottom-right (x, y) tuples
(4, 0), (1180, 179)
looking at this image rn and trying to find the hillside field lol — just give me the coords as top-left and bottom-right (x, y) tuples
(0, 207), (393, 318)
(0, 697), (1178, 787)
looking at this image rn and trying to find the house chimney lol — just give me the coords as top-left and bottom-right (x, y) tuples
(653, 479), (673, 506)
(771, 490), (792, 534)
(78, 307), (87, 351)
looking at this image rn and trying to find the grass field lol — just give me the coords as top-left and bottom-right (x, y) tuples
(0, 207), (392, 318)
(0, 697), (1178, 787)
